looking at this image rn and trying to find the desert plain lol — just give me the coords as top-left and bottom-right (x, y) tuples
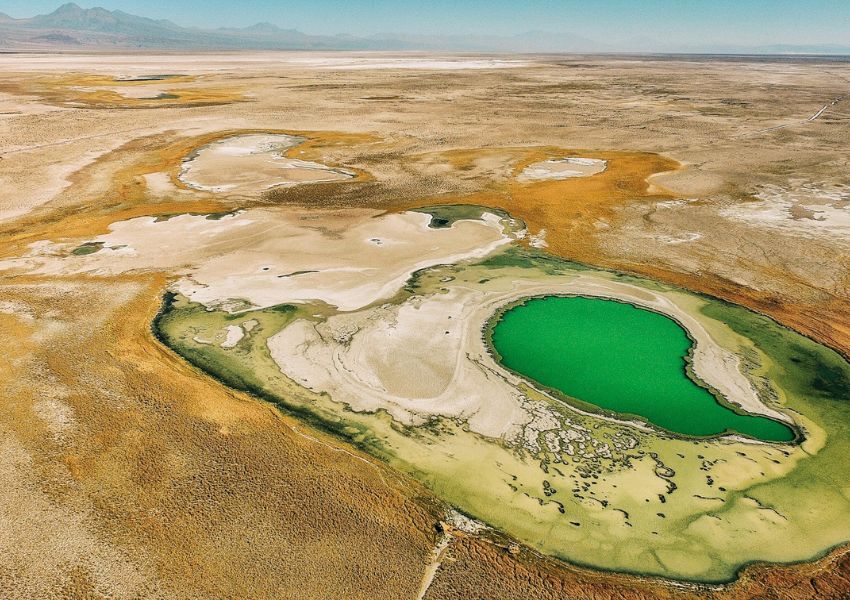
(1, 51), (849, 599)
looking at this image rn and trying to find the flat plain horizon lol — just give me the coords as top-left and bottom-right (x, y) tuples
(1, 1), (849, 53)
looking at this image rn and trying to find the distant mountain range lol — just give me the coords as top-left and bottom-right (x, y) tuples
(1, 3), (848, 55)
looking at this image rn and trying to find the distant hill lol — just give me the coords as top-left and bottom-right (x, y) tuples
(0, 3), (410, 50)
(368, 30), (609, 53)
(1, 3), (849, 54)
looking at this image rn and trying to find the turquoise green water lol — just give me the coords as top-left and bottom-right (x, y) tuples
(490, 296), (795, 442)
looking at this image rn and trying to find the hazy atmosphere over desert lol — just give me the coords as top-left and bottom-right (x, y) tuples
(1, 2), (850, 599)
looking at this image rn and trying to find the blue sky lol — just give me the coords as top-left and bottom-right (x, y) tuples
(2, 0), (849, 45)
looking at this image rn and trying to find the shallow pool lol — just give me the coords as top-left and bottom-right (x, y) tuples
(490, 295), (795, 441)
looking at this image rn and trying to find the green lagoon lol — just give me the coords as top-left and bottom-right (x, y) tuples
(490, 295), (795, 442)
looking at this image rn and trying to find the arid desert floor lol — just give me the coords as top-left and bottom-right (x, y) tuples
(1, 52), (849, 599)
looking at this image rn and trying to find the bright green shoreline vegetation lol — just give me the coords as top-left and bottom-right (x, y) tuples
(490, 296), (795, 442)
(153, 239), (850, 583)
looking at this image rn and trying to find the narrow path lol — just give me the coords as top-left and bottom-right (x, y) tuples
(286, 420), (390, 488)
(737, 95), (845, 137)
(808, 95), (845, 121)
(415, 532), (453, 600)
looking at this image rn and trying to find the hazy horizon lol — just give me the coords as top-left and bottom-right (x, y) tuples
(2, 0), (849, 50)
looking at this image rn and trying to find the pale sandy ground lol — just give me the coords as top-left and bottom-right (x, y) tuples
(517, 157), (607, 181)
(280, 57), (529, 70)
(0, 208), (511, 312)
(179, 133), (355, 194)
(0, 52), (528, 74)
(0, 107), (254, 222)
(720, 182), (850, 243)
(0, 52), (528, 221)
(70, 85), (168, 99)
(142, 172), (179, 196)
(269, 269), (788, 440)
(0, 127), (132, 222)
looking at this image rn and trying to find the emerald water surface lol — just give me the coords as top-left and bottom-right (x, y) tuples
(490, 296), (795, 441)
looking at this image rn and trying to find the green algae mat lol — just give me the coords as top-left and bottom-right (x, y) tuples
(490, 296), (795, 441)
